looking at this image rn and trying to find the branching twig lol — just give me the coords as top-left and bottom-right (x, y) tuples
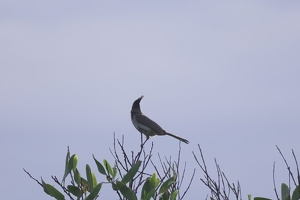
(180, 168), (196, 200)
(276, 145), (297, 186)
(275, 146), (300, 199)
(193, 144), (242, 200)
(52, 176), (74, 200)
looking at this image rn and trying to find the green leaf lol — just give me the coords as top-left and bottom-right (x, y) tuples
(159, 191), (170, 200)
(104, 159), (113, 175)
(141, 173), (160, 200)
(112, 165), (118, 179)
(41, 178), (51, 196)
(92, 172), (97, 187)
(116, 181), (137, 200)
(73, 168), (81, 185)
(141, 180), (155, 200)
(72, 154), (78, 170)
(86, 183), (102, 200)
(122, 160), (142, 184)
(253, 198), (272, 200)
(81, 177), (88, 186)
(62, 150), (70, 183)
(141, 179), (155, 200)
(41, 179), (65, 200)
(67, 185), (81, 197)
(85, 165), (97, 188)
(282, 183), (291, 200)
(86, 164), (94, 191)
(150, 173), (160, 188)
(111, 182), (118, 191)
(62, 154), (78, 183)
(292, 185), (300, 200)
(159, 175), (177, 194)
(170, 190), (178, 200)
(93, 155), (106, 175)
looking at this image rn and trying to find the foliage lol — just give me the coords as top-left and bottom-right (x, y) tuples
(250, 146), (300, 200)
(24, 134), (194, 200)
(192, 145), (300, 200)
(24, 135), (300, 200)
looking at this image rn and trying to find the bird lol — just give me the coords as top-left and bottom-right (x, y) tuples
(130, 95), (189, 144)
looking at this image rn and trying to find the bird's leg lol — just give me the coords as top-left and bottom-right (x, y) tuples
(140, 132), (143, 144)
(142, 137), (148, 148)
(140, 133), (148, 148)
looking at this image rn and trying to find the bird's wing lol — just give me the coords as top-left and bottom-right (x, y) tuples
(135, 114), (165, 135)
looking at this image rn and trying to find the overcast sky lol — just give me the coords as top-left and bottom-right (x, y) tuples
(1, 1), (300, 199)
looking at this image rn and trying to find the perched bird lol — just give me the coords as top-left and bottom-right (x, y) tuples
(131, 95), (189, 144)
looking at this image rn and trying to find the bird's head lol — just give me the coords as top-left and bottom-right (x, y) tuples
(131, 95), (144, 113)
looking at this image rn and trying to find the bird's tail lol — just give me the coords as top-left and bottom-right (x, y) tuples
(166, 132), (189, 144)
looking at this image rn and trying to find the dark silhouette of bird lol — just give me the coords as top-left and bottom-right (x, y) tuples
(131, 95), (189, 144)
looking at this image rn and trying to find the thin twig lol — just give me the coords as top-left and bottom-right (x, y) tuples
(292, 149), (300, 187)
(273, 162), (280, 200)
(193, 144), (241, 200)
(276, 145), (297, 186)
(23, 168), (43, 187)
(180, 168), (196, 200)
(117, 137), (131, 168)
(52, 176), (74, 200)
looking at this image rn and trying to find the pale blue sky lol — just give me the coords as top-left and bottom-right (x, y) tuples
(1, 1), (300, 199)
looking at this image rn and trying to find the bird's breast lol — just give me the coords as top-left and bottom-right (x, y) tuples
(131, 115), (156, 136)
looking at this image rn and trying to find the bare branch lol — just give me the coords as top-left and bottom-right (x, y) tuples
(193, 144), (242, 200)
(23, 168), (43, 187)
(292, 149), (300, 188)
(276, 145), (297, 186)
(52, 176), (74, 200)
(180, 168), (196, 200)
(273, 162), (280, 200)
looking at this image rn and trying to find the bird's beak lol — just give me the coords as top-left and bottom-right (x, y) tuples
(133, 95), (144, 105)
(135, 95), (144, 103)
